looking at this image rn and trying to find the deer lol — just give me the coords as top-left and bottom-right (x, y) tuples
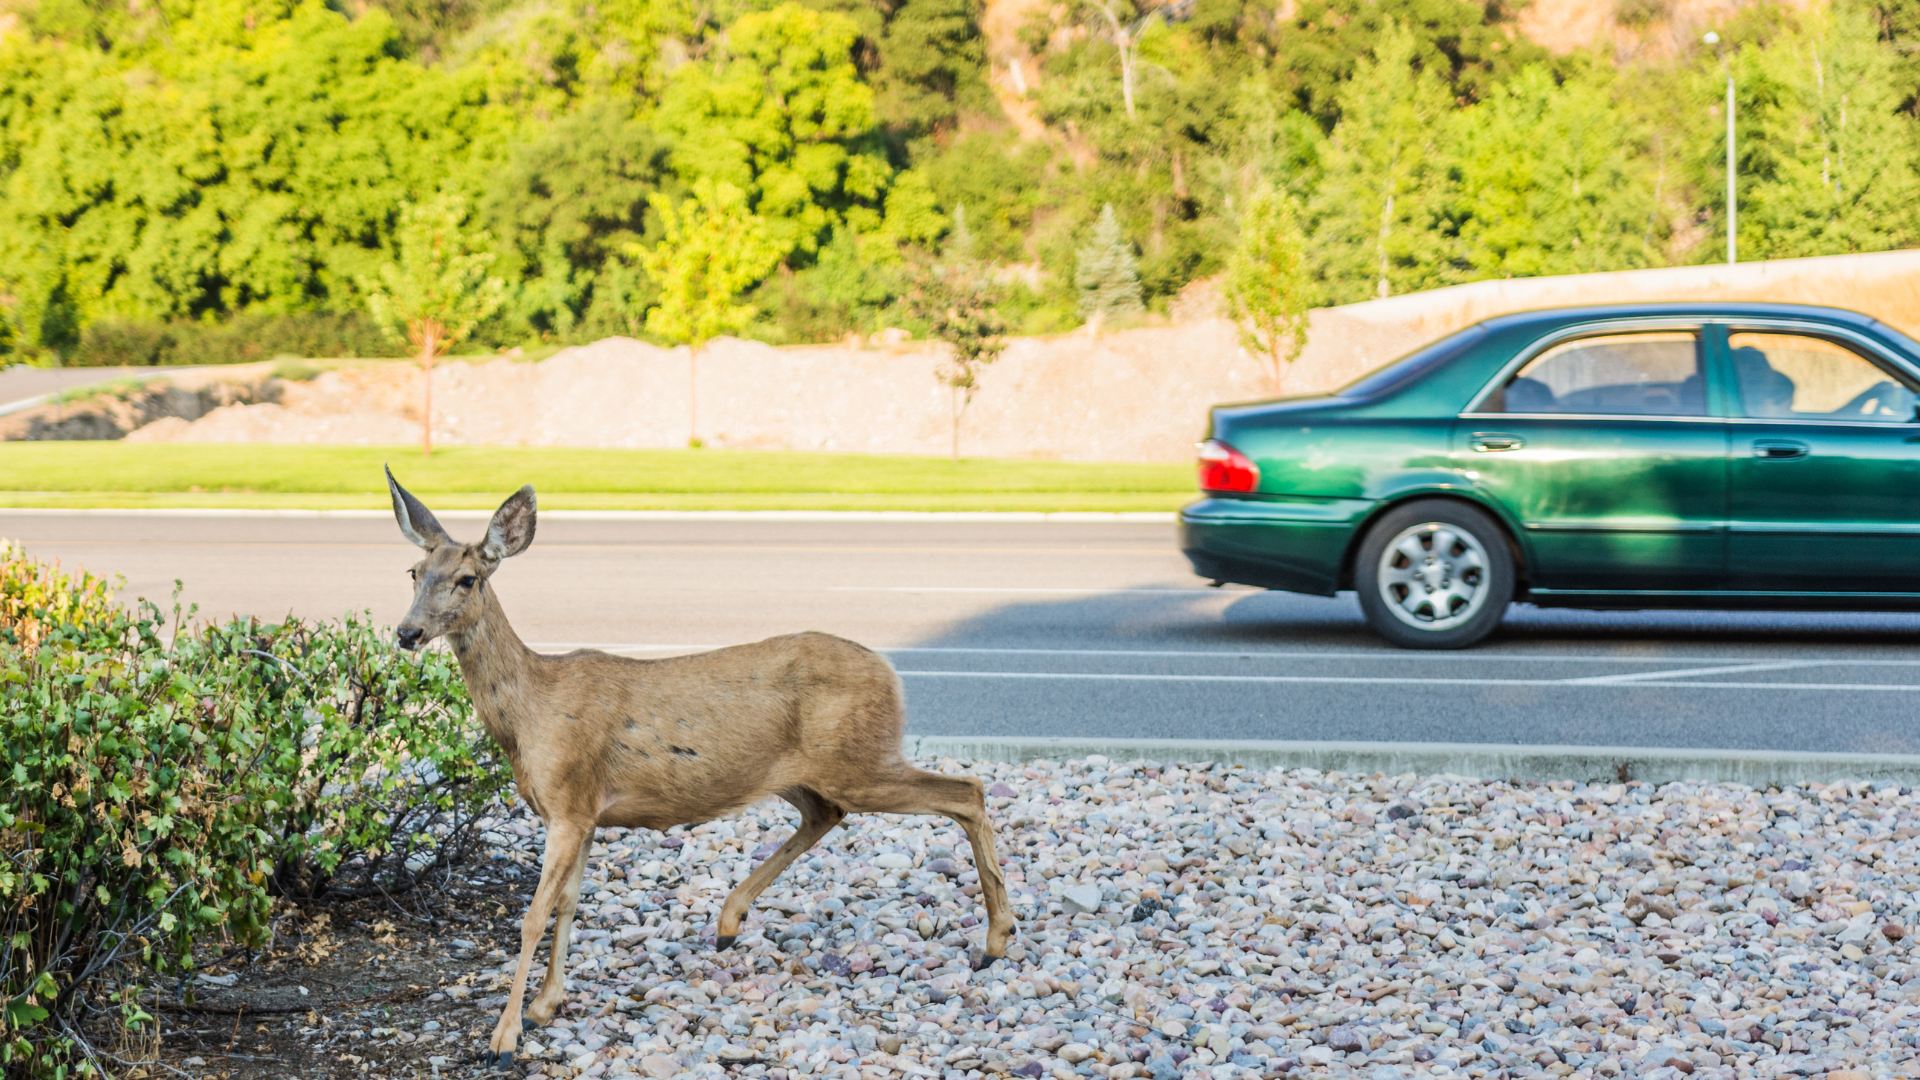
(382, 468), (1015, 1069)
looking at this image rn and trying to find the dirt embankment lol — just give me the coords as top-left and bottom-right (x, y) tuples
(120, 323), (1283, 462)
(19, 250), (1920, 462)
(0, 366), (279, 441)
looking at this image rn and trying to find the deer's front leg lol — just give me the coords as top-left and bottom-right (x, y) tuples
(526, 831), (593, 1027)
(487, 820), (590, 1069)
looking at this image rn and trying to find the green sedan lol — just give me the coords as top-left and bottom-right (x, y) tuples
(1180, 302), (1920, 648)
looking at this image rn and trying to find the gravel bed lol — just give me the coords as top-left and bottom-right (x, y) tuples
(427, 757), (1920, 1079)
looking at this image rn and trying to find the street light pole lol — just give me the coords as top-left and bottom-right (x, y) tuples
(1705, 31), (1735, 265)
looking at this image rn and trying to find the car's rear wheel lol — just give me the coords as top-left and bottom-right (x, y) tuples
(1355, 500), (1513, 649)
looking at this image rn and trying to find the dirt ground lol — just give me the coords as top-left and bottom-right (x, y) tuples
(118, 850), (540, 1080)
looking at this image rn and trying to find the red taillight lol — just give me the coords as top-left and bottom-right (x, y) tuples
(1197, 439), (1260, 493)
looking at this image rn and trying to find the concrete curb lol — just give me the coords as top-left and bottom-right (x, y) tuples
(903, 735), (1920, 787)
(0, 507), (1178, 522)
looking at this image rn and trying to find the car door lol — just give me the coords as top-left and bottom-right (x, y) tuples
(1720, 325), (1920, 594)
(1457, 326), (1728, 593)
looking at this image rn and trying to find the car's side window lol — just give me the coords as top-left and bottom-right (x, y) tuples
(1727, 331), (1917, 423)
(1483, 331), (1704, 416)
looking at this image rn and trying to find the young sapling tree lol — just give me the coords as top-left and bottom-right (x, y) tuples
(627, 179), (784, 447)
(1223, 184), (1315, 393)
(364, 195), (505, 457)
(903, 257), (1006, 461)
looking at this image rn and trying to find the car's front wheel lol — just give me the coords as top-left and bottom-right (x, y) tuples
(1355, 500), (1514, 649)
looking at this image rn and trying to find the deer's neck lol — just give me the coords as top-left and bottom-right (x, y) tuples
(447, 586), (535, 757)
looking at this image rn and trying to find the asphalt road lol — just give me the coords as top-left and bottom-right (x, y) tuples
(6, 511), (1920, 755)
(0, 365), (162, 411)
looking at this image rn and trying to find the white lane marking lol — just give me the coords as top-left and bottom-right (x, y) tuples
(0, 508), (1177, 522)
(1560, 661), (1827, 684)
(890, 670), (1920, 692)
(16, 540), (1166, 554)
(828, 586), (1232, 595)
(528, 643), (718, 652)
(525, 643), (1920, 667)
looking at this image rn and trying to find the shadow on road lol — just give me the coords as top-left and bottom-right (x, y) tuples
(905, 584), (1920, 654)
(1492, 603), (1920, 650)
(892, 585), (1920, 752)
(900, 587), (1379, 653)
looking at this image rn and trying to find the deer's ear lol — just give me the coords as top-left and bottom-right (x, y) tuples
(386, 465), (452, 551)
(481, 485), (537, 565)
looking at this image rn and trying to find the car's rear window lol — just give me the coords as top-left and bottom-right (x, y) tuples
(1337, 325), (1490, 400)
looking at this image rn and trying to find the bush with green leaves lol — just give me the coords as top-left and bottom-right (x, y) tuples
(250, 611), (510, 902)
(0, 544), (508, 1077)
(68, 314), (399, 369)
(0, 547), (279, 1076)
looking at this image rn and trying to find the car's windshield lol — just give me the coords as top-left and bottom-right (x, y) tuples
(1337, 325), (1489, 399)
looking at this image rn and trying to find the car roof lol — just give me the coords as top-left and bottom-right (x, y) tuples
(1324, 301), (1914, 417)
(1211, 300), (1914, 423)
(1473, 301), (1885, 337)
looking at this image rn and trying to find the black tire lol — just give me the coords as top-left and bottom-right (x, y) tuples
(1354, 499), (1514, 649)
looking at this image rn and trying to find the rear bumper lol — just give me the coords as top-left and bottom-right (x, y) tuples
(1178, 496), (1373, 596)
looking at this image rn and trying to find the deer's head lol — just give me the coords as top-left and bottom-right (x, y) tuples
(387, 466), (537, 651)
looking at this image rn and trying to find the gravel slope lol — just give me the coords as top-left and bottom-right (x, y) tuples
(428, 757), (1919, 1079)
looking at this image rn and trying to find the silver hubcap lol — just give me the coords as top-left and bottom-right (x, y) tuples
(1377, 522), (1490, 632)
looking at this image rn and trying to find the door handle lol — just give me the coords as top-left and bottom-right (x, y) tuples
(1753, 439), (1810, 461)
(1471, 433), (1524, 453)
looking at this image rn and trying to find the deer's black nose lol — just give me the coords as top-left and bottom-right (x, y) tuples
(396, 627), (423, 650)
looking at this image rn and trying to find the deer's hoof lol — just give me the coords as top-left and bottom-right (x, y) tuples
(715, 935), (737, 950)
(971, 952), (1003, 971)
(522, 1017), (538, 1032)
(482, 1050), (514, 1070)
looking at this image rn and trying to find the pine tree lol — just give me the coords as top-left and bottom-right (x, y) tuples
(1306, 20), (1456, 305)
(1453, 65), (1661, 278)
(947, 203), (978, 262)
(1075, 204), (1144, 327)
(1738, 1), (1920, 258)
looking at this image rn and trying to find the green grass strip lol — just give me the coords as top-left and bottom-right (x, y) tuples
(0, 445), (1193, 512)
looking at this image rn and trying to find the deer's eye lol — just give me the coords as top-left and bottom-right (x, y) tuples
(458, 576), (477, 588)
(407, 569), (417, 581)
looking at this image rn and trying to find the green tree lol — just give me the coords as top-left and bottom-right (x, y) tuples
(1453, 65), (1662, 277)
(1275, 0), (1546, 129)
(861, 0), (993, 139)
(0, 4), (515, 345)
(481, 103), (674, 340)
(751, 226), (905, 343)
(1081, 0), (1167, 121)
(792, 0), (990, 142)
(1307, 20), (1456, 303)
(628, 179), (785, 445)
(1076, 204), (1144, 327)
(363, 195), (506, 457)
(901, 258), (1006, 459)
(1223, 185), (1313, 393)
(919, 131), (1052, 264)
(655, 2), (895, 258)
(1736, 2), (1920, 258)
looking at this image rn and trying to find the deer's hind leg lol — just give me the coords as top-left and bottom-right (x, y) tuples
(525, 829), (594, 1028)
(835, 769), (1014, 963)
(488, 818), (591, 1068)
(715, 787), (846, 949)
